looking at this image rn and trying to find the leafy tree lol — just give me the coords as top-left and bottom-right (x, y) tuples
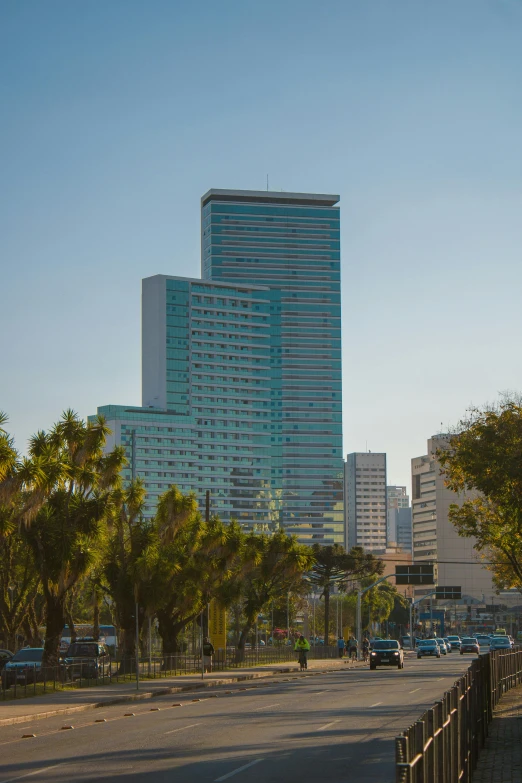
(234, 530), (314, 663)
(23, 410), (125, 665)
(438, 400), (522, 591)
(309, 545), (383, 644)
(0, 520), (41, 649)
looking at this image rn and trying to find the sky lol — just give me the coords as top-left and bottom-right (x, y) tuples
(1, 0), (522, 492)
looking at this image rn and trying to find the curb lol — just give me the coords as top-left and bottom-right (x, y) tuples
(0, 661), (362, 727)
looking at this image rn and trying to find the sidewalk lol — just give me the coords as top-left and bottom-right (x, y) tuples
(0, 656), (362, 727)
(473, 685), (522, 783)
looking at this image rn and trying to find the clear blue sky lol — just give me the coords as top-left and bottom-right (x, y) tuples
(2, 0), (522, 491)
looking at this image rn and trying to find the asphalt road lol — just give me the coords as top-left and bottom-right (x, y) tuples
(0, 653), (477, 783)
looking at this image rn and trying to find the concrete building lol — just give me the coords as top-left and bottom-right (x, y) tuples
(344, 452), (387, 552)
(387, 486), (412, 551)
(411, 436), (495, 603)
(92, 189), (344, 544)
(373, 544), (413, 598)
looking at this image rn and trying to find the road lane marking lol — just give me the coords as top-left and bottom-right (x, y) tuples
(164, 722), (202, 736)
(1, 765), (63, 783)
(409, 688), (421, 693)
(313, 690), (329, 695)
(369, 702), (383, 707)
(317, 720), (341, 731)
(214, 759), (264, 781)
(254, 703), (280, 711)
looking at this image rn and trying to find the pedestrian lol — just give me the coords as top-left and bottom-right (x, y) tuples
(337, 636), (346, 658)
(202, 636), (215, 673)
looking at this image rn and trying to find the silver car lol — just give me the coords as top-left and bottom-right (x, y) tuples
(435, 638), (448, 655)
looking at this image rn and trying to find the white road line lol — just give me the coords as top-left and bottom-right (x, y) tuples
(313, 690), (329, 695)
(369, 702), (383, 707)
(1, 765), (63, 783)
(164, 722), (202, 736)
(409, 688), (421, 693)
(254, 703), (280, 711)
(317, 719), (341, 731)
(214, 759), (264, 781)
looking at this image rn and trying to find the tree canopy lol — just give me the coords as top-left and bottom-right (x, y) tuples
(438, 399), (522, 592)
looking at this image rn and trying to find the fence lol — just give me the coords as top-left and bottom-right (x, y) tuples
(395, 648), (522, 783)
(0, 644), (339, 702)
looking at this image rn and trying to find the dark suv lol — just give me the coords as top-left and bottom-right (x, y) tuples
(369, 639), (404, 670)
(64, 640), (111, 680)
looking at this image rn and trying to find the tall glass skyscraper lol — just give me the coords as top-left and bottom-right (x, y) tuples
(93, 189), (343, 544)
(201, 190), (343, 542)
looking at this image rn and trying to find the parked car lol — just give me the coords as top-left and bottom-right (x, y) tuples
(1, 648), (44, 688)
(369, 639), (404, 670)
(460, 637), (480, 655)
(0, 649), (14, 671)
(447, 635), (461, 651)
(416, 639), (441, 659)
(64, 640), (111, 680)
(489, 636), (512, 651)
(435, 638), (448, 655)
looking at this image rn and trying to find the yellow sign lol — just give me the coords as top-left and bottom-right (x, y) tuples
(209, 600), (227, 650)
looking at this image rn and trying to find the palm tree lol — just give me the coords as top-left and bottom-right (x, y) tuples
(233, 530), (315, 663)
(23, 410), (125, 665)
(103, 479), (158, 669)
(154, 486), (245, 661)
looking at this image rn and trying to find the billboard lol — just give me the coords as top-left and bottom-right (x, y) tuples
(395, 564), (435, 585)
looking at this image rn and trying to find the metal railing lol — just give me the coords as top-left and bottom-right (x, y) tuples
(0, 645), (341, 702)
(395, 648), (522, 783)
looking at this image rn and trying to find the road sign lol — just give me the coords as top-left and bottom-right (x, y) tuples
(435, 586), (462, 600)
(208, 599), (227, 650)
(395, 564), (435, 585)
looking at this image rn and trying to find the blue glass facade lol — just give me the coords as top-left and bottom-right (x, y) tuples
(200, 190), (343, 543)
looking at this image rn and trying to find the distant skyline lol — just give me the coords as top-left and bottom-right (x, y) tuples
(2, 0), (522, 492)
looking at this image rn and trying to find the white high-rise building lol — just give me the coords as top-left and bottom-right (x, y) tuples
(387, 485), (412, 551)
(411, 436), (495, 602)
(344, 453), (387, 552)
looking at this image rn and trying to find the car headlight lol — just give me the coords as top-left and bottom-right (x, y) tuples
(370, 652), (377, 656)
(393, 652), (399, 656)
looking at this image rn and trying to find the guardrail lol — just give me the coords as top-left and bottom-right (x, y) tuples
(0, 645), (340, 701)
(395, 648), (522, 782)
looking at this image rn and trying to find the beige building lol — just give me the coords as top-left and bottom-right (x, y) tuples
(411, 436), (495, 603)
(373, 544), (413, 598)
(344, 452), (387, 552)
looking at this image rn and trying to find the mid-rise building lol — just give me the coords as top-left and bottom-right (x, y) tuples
(411, 436), (495, 602)
(344, 452), (387, 552)
(92, 188), (344, 544)
(387, 486), (412, 551)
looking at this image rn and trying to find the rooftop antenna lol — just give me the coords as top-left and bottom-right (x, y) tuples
(266, 174), (269, 191)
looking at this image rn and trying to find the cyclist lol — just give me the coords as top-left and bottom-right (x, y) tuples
(347, 636), (358, 661)
(362, 638), (370, 662)
(294, 635), (311, 670)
